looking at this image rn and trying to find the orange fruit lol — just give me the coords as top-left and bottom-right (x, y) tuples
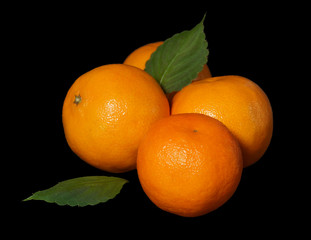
(62, 64), (170, 173)
(137, 113), (243, 217)
(124, 41), (164, 70)
(193, 64), (212, 82)
(171, 75), (273, 167)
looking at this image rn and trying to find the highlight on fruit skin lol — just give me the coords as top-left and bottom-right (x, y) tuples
(171, 75), (273, 167)
(137, 113), (243, 217)
(62, 64), (170, 173)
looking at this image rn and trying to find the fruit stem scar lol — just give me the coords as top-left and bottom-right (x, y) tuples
(193, 129), (198, 132)
(74, 94), (82, 105)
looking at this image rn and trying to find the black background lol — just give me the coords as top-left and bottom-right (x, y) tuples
(5, 2), (298, 236)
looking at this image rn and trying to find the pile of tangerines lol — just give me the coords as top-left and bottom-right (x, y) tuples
(62, 42), (273, 217)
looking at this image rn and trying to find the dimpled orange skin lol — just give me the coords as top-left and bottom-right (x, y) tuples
(137, 113), (243, 217)
(62, 64), (170, 173)
(171, 75), (273, 167)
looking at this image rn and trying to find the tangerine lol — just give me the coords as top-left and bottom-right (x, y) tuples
(137, 113), (243, 217)
(124, 41), (164, 70)
(62, 64), (170, 173)
(171, 75), (273, 167)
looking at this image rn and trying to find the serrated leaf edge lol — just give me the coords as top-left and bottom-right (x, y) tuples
(145, 14), (208, 93)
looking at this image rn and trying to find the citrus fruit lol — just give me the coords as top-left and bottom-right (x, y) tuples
(62, 64), (170, 173)
(124, 41), (164, 70)
(137, 113), (243, 217)
(171, 75), (273, 167)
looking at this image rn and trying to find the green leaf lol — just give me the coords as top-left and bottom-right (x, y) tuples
(24, 176), (128, 207)
(145, 15), (209, 94)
